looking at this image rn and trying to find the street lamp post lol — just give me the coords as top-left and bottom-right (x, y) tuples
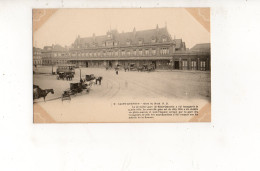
(52, 59), (54, 74)
(80, 68), (81, 80)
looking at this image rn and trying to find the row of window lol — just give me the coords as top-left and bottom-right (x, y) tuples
(71, 48), (170, 57)
(182, 60), (206, 70)
(33, 52), (41, 55)
(33, 60), (42, 65)
(77, 36), (168, 48)
(42, 60), (67, 64)
(53, 53), (67, 57)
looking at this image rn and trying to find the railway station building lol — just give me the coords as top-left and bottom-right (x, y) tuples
(36, 25), (210, 71)
(67, 25), (210, 71)
(68, 25), (186, 70)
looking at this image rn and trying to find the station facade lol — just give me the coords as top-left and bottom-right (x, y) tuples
(36, 25), (210, 71)
(68, 25), (186, 70)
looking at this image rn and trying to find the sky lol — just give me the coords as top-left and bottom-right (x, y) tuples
(33, 8), (210, 49)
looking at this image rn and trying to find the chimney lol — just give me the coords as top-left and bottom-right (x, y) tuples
(156, 24), (159, 36)
(93, 33), (96, 41)
(133, 27), (136, 37)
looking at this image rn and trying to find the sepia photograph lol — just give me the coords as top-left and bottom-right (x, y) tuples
(33, 8), (211, 123)
(3, 0), (260, 170)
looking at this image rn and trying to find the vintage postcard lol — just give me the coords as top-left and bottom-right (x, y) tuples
(33, 8), (211, 123)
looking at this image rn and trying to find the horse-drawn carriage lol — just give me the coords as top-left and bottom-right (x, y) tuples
(61, 82), (91, 101)
(56, 64), (76, 75)
(57, 72), (74, 80)
(129, 63), (137, 71)
(61, 74), (103, 101)
(138, 64), (156, 72)
(61, 78), (95, 101)
(56, 64), (75, 80)
(85, 74), (103, 85)
(85, 74), (95, 81)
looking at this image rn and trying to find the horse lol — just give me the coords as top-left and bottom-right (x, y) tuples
(33, 87), (54, 102)
(66, 73), (73, 81)
(95, 76), (103, 85)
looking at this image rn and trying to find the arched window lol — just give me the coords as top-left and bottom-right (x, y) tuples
(151, 37), (156, 43)
(138, 39), (143, 45)
(162, 36), (167, 42)
(126, 40), (131, 45)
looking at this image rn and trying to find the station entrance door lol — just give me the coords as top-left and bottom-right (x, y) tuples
(174, 61), (180, 69)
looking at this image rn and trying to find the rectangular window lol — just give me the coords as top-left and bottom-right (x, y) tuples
(152, 49), (156, 55)
(191, 61), (197, 70)
(121, 50), (125, 56)
(133, 50), (136, 56)
(127, 51), (130, 56)
(161, 48), (169, 55)
(182, 60), (188, 70)
(139, 49), (143, 55)
(145, 49), (149, 55)
(162, 37), (167, 42)
(200, 61), (206, 71)
(115, 51), (118, 56)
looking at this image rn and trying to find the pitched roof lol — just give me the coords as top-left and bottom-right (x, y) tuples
(174, 39), (183, 49)
(33, 47), (42, 52)
(53, 44), (65, 51)
(43, 44), (66, 51)
(190, 43), (210, 52)
(73, 27), (173, 48)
